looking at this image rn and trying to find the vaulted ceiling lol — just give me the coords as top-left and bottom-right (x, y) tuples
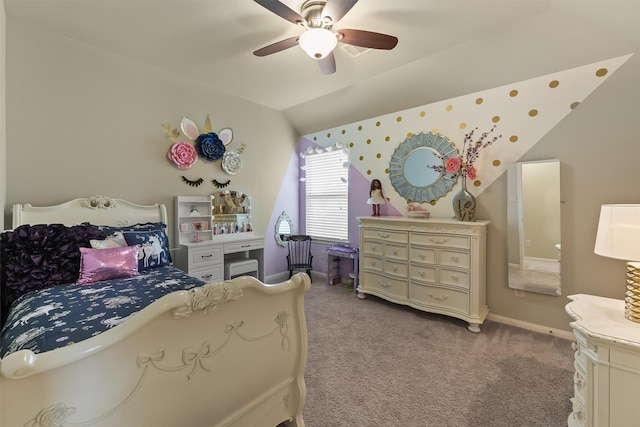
(4, 0), (639, 135)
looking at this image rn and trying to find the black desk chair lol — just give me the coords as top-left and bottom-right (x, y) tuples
(285, 235), (313, 281)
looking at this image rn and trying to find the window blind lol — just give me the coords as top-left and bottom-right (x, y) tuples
(304, 150), (348, 241)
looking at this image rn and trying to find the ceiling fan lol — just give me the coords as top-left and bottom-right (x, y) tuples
(252, 0), (398, 75)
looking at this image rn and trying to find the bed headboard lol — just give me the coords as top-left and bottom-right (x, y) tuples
(12, 195), (168, 228)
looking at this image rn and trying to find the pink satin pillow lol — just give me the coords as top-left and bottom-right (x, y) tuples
(77, 245), (140, 285)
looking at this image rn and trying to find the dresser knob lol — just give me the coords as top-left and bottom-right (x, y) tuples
(451, 256), (459, 262)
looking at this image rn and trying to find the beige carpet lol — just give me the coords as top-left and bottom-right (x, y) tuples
(301, 282), (574, 427)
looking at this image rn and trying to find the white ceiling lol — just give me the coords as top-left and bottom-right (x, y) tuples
(4, 0), (639, 135)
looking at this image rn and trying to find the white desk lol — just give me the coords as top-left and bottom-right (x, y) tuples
(175, 233), (264, 282)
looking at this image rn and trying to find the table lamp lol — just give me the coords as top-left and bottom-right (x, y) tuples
(594, 204), (640, 322)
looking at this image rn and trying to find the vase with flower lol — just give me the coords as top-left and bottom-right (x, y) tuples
(444, 125), (502, 221)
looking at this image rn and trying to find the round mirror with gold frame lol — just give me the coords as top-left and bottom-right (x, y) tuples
(389, 132), (458, 202)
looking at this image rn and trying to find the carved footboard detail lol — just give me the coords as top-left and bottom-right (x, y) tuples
(3, 274), (311, 427)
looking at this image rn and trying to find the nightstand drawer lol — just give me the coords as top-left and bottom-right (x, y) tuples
(190, 245), (223, 268)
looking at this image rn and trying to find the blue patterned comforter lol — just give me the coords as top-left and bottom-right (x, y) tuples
(0, 266), (205, 358)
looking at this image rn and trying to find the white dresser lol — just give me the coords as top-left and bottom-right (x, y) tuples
(357, 216), (489, 332)
(565, 294), (640, 427)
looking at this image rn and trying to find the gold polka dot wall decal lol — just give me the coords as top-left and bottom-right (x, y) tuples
(420, 111), (426, 117)
(359, 155), (364, 161)
(377, 153), (382, 158)
(459, 123), (467, 129)
(596, 68), (608, 77)
(396, 116), (402, 122)
(549, 80), (559, 88)
(326, 133), (331, 138)
(367, 170), (371, 175)
(509, 135), (518, 143)
(349, 142), (354, 147)
(528, 109), (538, 117)
(385, 168), (389, 174)
(475, 98), (483, 104)
(313, 136), (317, 141)
(376, 121), (381, 127)
(358, 125), (363, 131)
(473, 180), (481, 187)
(341, 129), (346, 134)
(367, 139), (372, 144)
(446, 105), (453, 111)
(492, 116), (500, 123)
(509, 89), (518, 97)
(570, 101), (580, 110)
(493, 160), (501, 167)
(385, 136), (391, 142)
(430, 200), (436, 206)
(407, 132), (413, 137)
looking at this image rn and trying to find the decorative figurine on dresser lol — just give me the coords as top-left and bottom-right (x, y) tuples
(174, 194), (264, 282)
(357, 216), (489, 332)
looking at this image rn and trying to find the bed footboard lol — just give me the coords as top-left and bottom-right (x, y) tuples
(0, 273), (311, 427)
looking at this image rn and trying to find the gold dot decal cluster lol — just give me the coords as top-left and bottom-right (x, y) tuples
(376, 153), (382, 159)
(396, 116), (402, 122)
(358, 125), (363, 131)
(366, 139), (372, 144)
(341, 129), (346, 134)
(492, 160), (501, 167)
(549, 80), (559, 88)
(446, 105), (453, 112)
(596, 68), (608, 77)
(492, 116), (500, 123)
(420, 111), (426, 117)
(459, 123), (467, 130)
(475, 98), (483, 104)
(510, 89), (518, 97)
(376, 121), (381, 127)
(510, 135), (518, 143)
(529, 109), (538, 117)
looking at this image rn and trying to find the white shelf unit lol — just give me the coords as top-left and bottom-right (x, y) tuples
(174, 196), (214, 245)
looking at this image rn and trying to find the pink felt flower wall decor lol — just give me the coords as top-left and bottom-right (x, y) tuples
(168, 141), (198, 169)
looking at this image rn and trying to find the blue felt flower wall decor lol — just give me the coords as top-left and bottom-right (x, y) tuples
(195, 132), (226, 161)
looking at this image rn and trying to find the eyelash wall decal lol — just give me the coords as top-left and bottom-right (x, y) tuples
(181, 176), (204, 187)
(212, 179), (231, 188)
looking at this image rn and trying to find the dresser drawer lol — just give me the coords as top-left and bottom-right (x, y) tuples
(410, 247), (436, 264)
(409, 283), (469, 313)
(383, 259), (408, 277)
(409, 264), (437, 283)
(362, 240), (384, 256)
(362, 228), (408, 244)
(224, 238), (264, 253)
(190, 245), (223, 268)
(440, 250), (470, 269)
(361, 255), (383, 272)
(385, 243), (409, 260)
(362, 271), (408, 300)
(410, 233), (470, 250)
(189, 264), (224, 283)
(440, 268), (470, 289)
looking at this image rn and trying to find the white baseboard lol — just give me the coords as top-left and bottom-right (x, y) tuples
(265, 271), (326, 284)
(487, 313), (574, 341)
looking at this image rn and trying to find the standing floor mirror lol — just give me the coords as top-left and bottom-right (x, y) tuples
(507, 160), (561, 296)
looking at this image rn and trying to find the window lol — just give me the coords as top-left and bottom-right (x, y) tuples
(304, 150), (348, 241)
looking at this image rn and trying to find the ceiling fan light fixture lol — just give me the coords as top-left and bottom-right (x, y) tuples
(298, 28), (337, 60)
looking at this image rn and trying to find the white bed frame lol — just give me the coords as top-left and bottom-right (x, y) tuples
(1, 196), (310, 427)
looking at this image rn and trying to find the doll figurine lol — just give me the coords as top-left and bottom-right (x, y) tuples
(367, 179), (385, 216)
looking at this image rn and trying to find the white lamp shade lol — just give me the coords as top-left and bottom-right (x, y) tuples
(594, 204), (640, 261)
(299, 28), (337, 59)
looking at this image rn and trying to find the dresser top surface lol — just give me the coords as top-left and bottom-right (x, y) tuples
(566, 294), (640, 348)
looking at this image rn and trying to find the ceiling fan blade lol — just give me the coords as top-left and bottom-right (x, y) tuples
(338, 29), (398, 50)
(253, 36), (300, 57)
(253, 0), (305, 25)
(318, 52), (337, 75)
(321, 0), (359, 24)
